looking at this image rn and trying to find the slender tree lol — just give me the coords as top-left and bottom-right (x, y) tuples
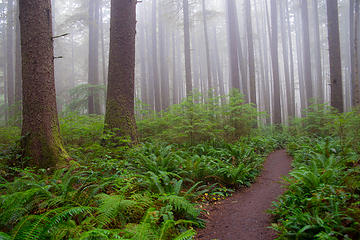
(300, 0), (313, 103)
(19, 0), (69, 168)
(183, 0), (192, 96)
(226, 0), (240, 90)
(15, 0), (21, 116)
(152, 0), (161, 111)
(352, 0), (360, 106)
(201, 0), (212, 94)
(326, 0), (343, 112)
(6, 0), (14, 119)
(270, 0), (281, 124)
(104, 0), (138, 142)
(312, 0), (323, 103)
(245, 0), (256, 105)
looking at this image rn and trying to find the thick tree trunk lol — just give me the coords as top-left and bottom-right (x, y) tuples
(270, 0), (281, 124)
(183, 0), (192, 97)
(7, 0), (14, 119)
(245, 0), (256, 105)
(104, 0), (138, 142)
(352, 0), (360, 106)
(301, 0), (313, 103)
(19, 0), (69, 169)
(326, 0), (343, 112)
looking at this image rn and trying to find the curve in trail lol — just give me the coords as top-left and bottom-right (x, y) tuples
(196, 150), (292, 240)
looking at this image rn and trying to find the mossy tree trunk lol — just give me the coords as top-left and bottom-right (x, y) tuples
(19, 0), (69, 169)
(104, 0), (138, 143)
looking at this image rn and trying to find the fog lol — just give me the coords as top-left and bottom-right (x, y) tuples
(0, 0), (357, 124)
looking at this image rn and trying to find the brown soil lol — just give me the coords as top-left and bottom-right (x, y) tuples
(196, 150), (292, 240)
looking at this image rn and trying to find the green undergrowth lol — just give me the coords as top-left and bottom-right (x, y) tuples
(271, 105), (360, 240)
(0, 103), (285, 239)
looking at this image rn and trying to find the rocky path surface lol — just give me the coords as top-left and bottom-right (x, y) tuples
(196, 150), (292, 240)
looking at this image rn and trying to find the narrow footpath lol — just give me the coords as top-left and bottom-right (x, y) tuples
(196, 150), (292, 240)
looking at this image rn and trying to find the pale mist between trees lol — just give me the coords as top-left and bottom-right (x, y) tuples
(0, 0), (358, 132)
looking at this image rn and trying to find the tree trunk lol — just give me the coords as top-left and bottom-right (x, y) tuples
(104, 0), (138, 142)
(226, 0), (240, 90)
(183, 0), (192, 97)
(301, 0), (313, 104)
(15, 0), (22, 117)
(270, 0), (281, 124)
(100, 3), (106, 85)
(213, 29), (225, 103)
(285, 0), (295, 117)
(159, 7), (169, 110)
(172, 32), (178, 105)
(279, 0), (291, 118)
(326, 0), (343, 112)
(7, 0), (14, 119)
(201, 0), (212, 95)
(88, 0), (100, 115)
(352, 0), (360, 107)
(312, 0), (323, 104)
(19, 0), (69, 169)
(245, 0), (256, 105)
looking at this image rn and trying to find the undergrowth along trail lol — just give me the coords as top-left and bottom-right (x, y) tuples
(197, 150), (292, 240)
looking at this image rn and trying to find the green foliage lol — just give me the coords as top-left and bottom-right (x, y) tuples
(137, 90), (260, 144)
(270, 137), (360, 239)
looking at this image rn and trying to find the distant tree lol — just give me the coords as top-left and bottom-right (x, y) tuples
(312, 0), (323, 103)
(104, 0), (138, 143)
(245, 0), (256, 105)
(300, 0), (313, 103)
(201, 0), (212, 95)
(88, 0), (101, 114)
(152, 0), (161, 111)
(15, 0), (21, 116)
(226, 0), (240, 90)
(351, 0), (360, 107)
(270, 0), (281, 124)
(6, 0), (14, 119)
(19, 0), (69, 168)
(183, 0), (192, 97)
(326, 0), (343, 112)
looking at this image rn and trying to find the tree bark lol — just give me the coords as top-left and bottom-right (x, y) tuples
(201, 0), (212, 95)
(270, 0), (281, 124)
(104, 0), (138, 142)
(19, 0), (69, 169)
(326, 0), (343, 112)
(312, 0), (323, 104)
(301, 0), (313, 103)
(7, 0), (14, 119)
(226, 0), (240, 90)
(245, 0), (256, 105)
(183, 0), (192, 97)
(352, 0), (360, 107)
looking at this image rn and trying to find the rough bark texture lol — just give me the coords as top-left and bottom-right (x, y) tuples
(301, 0), (313, 103)
(245, 0), (256, 105)
(183, 0), (192, 97)
(104, 0), (138, 143)
(19, 0), (69, 169)
(270, 0), (281, 124)
(326, 0), (343, 112)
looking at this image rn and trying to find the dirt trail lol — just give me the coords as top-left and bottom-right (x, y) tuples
(196, 150), (292, 240)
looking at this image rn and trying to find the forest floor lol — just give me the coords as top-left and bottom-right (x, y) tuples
(196, 150), (292, 240)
